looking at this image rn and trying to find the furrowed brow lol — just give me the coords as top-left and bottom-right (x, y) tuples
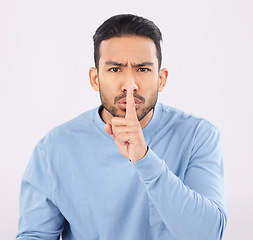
(104, 61), (127, 67)
(132, 62), (154, 67)
(104, 61), (154, 67)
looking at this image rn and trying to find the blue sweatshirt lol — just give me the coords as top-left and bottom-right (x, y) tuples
(16, 102), (227, 240)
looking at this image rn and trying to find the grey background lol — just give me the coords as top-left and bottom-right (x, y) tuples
(1, 0), (252, 239)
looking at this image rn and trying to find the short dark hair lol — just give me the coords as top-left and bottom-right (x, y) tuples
(93, 14), (163, 69)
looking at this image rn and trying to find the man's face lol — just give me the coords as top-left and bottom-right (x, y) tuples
(90, 36), (167, 124)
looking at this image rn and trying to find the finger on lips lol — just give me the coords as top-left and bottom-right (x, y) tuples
(126, 85), (138, 119)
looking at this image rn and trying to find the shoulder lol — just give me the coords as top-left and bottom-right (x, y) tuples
(38, 107), (98, 148)
(158, 102), (219, 135)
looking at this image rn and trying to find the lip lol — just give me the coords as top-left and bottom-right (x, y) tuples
(117, 98), (142, 109)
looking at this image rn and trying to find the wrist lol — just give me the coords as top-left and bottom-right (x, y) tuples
(129, 146), (149, 162)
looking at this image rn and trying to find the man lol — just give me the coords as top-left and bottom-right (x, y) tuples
(16, 14), (227, 240)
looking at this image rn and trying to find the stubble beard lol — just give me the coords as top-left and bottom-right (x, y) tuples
(99, 86), (158, 121)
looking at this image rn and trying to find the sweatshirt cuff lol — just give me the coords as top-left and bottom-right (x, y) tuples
(131, 147), (165, 181)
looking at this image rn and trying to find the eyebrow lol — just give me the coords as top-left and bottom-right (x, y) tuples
(104, 60), (154, 67)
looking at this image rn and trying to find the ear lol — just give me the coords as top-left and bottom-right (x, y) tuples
(158, 68), (168, 92)
(89, 67), (99, 91)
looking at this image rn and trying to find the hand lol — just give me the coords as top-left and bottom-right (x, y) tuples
(104, 86), (148, 162)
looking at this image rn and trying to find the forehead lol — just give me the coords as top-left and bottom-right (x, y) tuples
(99, 36), (157, 65)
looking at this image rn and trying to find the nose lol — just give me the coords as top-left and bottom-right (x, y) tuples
(121, 70), (138, 92)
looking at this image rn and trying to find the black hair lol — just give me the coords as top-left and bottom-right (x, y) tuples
(93, 14), (162, 69)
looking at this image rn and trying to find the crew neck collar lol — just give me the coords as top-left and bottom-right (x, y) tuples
(93, 102), (163, 140)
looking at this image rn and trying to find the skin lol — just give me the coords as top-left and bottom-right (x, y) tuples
(90, 36), (168, 162)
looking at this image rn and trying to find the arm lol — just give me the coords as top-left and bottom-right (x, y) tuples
(132, 125), (227, 240)
(16, 142), (65, 240)
(104, 86), (226, 239)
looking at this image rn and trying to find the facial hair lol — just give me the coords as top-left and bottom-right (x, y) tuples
(98, 81), (158, 121)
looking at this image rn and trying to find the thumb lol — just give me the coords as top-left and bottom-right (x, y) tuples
(104, 123), (115, 139)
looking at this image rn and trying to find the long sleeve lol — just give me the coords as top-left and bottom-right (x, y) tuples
(16, 142), (65, 240)
(132, 125), (227, 240)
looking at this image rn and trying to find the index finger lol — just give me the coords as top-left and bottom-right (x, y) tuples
(125, 85), (137, 119)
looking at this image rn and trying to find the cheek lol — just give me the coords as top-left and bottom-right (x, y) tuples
(140, 80), (158, 93)
(99, 76), (113, 90)
(100, 83), (118, 96)
(99, 81), (118, 102)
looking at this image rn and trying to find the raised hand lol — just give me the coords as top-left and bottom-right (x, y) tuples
(104, 86), (148, 162)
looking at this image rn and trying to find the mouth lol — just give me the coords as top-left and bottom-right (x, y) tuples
(117, 98), (143, 109)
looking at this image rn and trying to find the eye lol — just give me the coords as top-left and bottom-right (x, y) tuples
(138, 68), (151, 72)
(108, 67), (121, 72)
